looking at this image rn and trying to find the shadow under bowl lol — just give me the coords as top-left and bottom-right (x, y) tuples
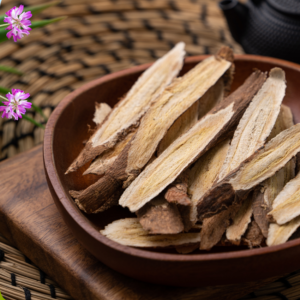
(44, 55), (300, 287)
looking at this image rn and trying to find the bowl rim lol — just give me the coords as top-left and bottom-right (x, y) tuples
(44, 54), (300, 262)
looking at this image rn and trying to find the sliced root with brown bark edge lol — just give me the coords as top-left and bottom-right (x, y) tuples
(120, 70), (266, 213)
(136, 102), (198, 234)
(242, 220), (264, 248)
(183, 139), (230, 232)
(200, 203), (241, 250)
(267, 216), (300, 246)
(268, 171), (300, 225)
(197, 123), (300, 221)
(66, 42), (186, 174)
(71, 47), (235, 213)
(212, 68), (287, 244)
(100, 218), (200, 248)
(252, 105), (295, 238)
(226, 194), (253, 245)
(217, 68), (286, 182)
(260, 105), (295, 208)
(136, 196), (184, 235)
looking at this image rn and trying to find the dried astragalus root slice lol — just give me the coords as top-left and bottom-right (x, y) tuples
(197, 123), (300, 220)
(71, 48), (236, 214)
(252, 105), (295, 238)
(164, 171), (191, 206)
(93, 103), (112, 125)
(83, 131), (136, 176)
(120, 70), (266, 213)
(123, 47), (233, 188)
(262, 105), (295, 208)
(207, 69), (285, 244)
(226, 195), (253, 244)
(202, 69), (285, 244)
(66, 42), (186, 174)
(157, 101), (199, 156)
(100, 218), (200, 248)
(197, 78), (225, 120)
(186, 139), (230, 230)
(218, 68), (286, 182)
(200, 205), (240, 250)
(267, 216), (300, 246)
(252, 188), (270, 238)
(268, 171), (300, 225)
(136, 196), (184, 234)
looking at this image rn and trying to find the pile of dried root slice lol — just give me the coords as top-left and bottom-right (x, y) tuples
(66, 42), (300, 253)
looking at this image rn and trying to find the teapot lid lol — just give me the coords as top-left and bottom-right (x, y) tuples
(267, 0), (300, 15)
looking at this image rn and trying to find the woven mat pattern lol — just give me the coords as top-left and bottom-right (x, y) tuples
(0, 0), (298, 299)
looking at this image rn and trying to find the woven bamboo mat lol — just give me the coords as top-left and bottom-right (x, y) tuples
(0, 0), (298, 299)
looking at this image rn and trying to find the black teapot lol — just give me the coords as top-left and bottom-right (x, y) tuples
(219, 0), (300, 64)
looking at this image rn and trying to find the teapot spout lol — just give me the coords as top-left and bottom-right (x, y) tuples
(219, 0), (248, 43)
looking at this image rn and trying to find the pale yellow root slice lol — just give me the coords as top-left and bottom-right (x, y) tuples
(83, 131), (136, 176)
(100, 218), (200, 248)
(268, 171), (300, 225)
(198, 123), (300, 219)
(93, 103), (112, 125)
(120, 104), (235, 212)
(198, 78), (224, 120)
(218, 68), (286, 182)
(230, 124), (300, 191)
(267, 216), (300, 246)
(263, 105), (295, 207)
(66, 42), (186, 174)
(123, 54), (232, 186)
(157, 101), (199, 156)
(188, 139), (230, 228)
(226, 195), (253, 244)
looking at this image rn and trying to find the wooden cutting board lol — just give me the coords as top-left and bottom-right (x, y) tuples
(0, 145), (279, 300)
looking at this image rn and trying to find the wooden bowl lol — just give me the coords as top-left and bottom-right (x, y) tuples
(44, 55), (300, 287)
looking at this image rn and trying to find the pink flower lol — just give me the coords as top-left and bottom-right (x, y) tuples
(4, 5), (32, 42)
(0, 89), (32, 120)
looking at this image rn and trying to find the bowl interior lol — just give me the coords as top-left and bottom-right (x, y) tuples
(51, 56), (300, 254)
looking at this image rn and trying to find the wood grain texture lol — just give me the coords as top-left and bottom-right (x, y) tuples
(0, 146), (280, 300)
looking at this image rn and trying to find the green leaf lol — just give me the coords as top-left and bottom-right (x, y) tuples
(0, 86), (9, 94)
(0, 1), (61, 23)
(23, 114), (45, 129)
(30, 17), (66, 30)
(0, 64), (23, 75)
(0, 86), (48, 121)
(0, 17), (66, 43)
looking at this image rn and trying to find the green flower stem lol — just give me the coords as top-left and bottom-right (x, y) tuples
(0, 65), (23, 75)
(0, 24), (7, 28)
(0, 95), (7, 101)
(31, 103), (48, 121)
(23, 114), (45, 129)
(0, 87), (48, 121)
